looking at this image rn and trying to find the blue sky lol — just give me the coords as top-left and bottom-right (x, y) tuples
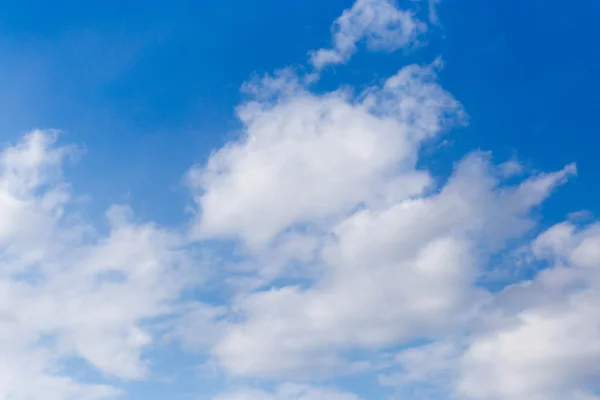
(0, 1), (599, 399)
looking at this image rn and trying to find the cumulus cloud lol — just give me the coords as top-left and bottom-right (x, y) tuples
(3, 2), (597, 400)
(309, 0), (427, 69)
(0, 131), (197, 399)
(189, 60), (463, 251)
(456, 221), (600, 400)
(207, 153), (575, 380)
(188, 53), (579, 385)
(182, 4), (598, 396)
(378, 221), (600, 400)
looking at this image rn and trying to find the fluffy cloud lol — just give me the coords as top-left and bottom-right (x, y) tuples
(3, 1), (597, 399)
(208, 153), (575, 380)
(309, 0), (427, 69)
(189, 60), (463, 251)
(0, 131), (196, 399)
(379, 221), (600, 400)
(189, 52), (578, 384)
(184, 4), (597, 395)
(456, 221), (600, 400)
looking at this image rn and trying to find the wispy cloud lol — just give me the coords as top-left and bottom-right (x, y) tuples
(309, 0), (427, 70)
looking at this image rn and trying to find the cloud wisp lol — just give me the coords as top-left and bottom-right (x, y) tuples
(309, 0), (427, 70)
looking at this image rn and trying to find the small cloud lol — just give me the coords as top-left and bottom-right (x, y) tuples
(429, 0), (443, 25)
(568, 209), (594, 222)
(309, 0), (427, 70)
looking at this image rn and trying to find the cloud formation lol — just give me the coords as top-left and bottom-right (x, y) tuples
(0, 131), (196, 399)
(309, 0), (427, 69)
(182, 1), (598, 397)
(456, 221), (600, 400)
(382, 221), (600, 400)
(189, 60), (463, 250)
(193, 68), (577, 379)
(2, 1), (599, 399)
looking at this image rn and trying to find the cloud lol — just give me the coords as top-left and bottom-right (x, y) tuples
(208, 154), (575, 380)
(213, 383), (361, 400)
(0, 131), (197, 399)
(189, 60), (463, 252)
(188, 57), (577, 382)
(2, 2), (596, 400)
(177, 2), (593, 396)
(180, 5), (596, 393)
(309, 0), (427, 69)
(456, 221), (600, 400)
(378, 340), (460, 398)
(429, 0), (443, 25)
(378, 221), (600, 400)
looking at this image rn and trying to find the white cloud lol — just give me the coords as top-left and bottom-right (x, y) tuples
(188, 56), (577, 382)
(182, 6), (596, 395)
(189, 60), (463, 251)
(0, 131), (197, 399)
(208, 153), (574, 380)
(457, 221), (600, 400)
(2, 4), (595, 400)
(309, 0), (427, 69)
(378, 221), (600, 400)
(460, 297), (600, 400)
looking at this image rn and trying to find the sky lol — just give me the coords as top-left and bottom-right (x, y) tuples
(0, 0), (599, 399)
